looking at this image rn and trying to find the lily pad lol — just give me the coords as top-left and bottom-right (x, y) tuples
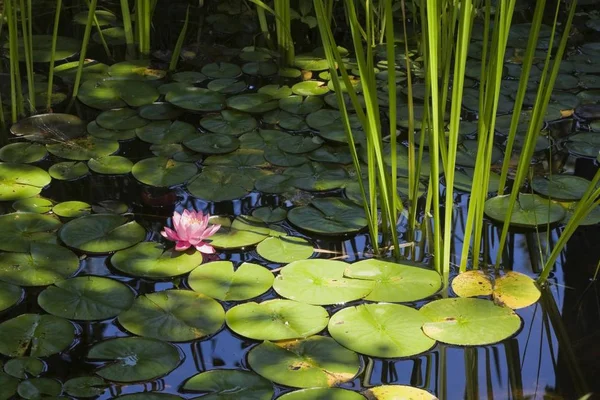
(564, 133), (600, 158)
(184, 133), (240, 154)
(284, 162), (347, 191)
(188, 261), (273, 301)
(363, 385), (438, 400)
(227, 94), (279, 113)
(96, 108), (149, 130)
(259, 84), (293, 99)
(0, 314), (74, 357)
(87, 121), (136, 141)
(118, 289), (224, 342)
(138, 103), (184, 120)
(202, 62), (242, 79)
(344, 259), (442, 302)
(187, 169), (252, 201)
(288, 198), (367, 235)
(111, 242), (204, 279)
(207, 78), (248, 94)
(200, 110), (257, 136)
(247, 336), (359, 388)
(294, 54), (329, 71)
(561, 201), (600, 225)
(329, 303), (436, 358)
(17, 378), (62, 399)
(53, 60), (109, 83)
(182, 370), (273, 399)
(484, 193), (566, 228)
(0, 243), (79, 286)
(292, 81), (330, 96)
(531, 175), (593, 201)
(226, 299), (328, 341)
(74, 10), (117, 26)
(0, 372), (18, 400)
(279, 95), (324, 115)
(280, 388), (365, 400)
(38, 276), (134, 320)
(0, 143), (47, 163)
(48, 161), (89, 180)
(420, 298), (522, 346)
(493, 271), (541, 309)
(108, 60), (166, 80)
(78, 78), (160, 109)
(132, 157), (198, 187)
(256, 236), (314, 263)
(88, 156), (133, 175)
(53, 201), (92, 218)
(135, 120), (197, 144)
(46, 136), (119, 161)
(115, 394), (182, 399)
(251, 206), (288, 223)
(273, 259), (373, 305)
(88, 337), (181, 382)
(94, 27), (126, 45)
(59, 214), (145, 253)
(12, 198), (54, 214)
(278, 135), (323, 154)
(209, 216), (270, 249)
(0, 282), (23, 312)
(10, 113), (86, 144)
(92, 200), (129, 214)
(0, 212), (61, 252)
(3, 357), (44, 379)
(0, 163), (51, 201)
(5, 35), (79, 62)
(166, 86), (225, 112)
(243, 61), (278, 76)
(264, 147), (308, 167)
(451, 271), (493, 298)
(63, 376), (107, 397)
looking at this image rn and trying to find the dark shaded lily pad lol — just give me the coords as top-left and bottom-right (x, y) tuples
(5, 35), (79, 62)
(207, 78), (248, 94)
(202, 62), (242, 79)
(188, 261), (273, 301)
(288, 198), (367, 235)
(46, 136), (119, 161)
(87, 121), (136, 141)
(531, 175), (592, 201)
(135, 120), (197, 144)
(138, 103), (184, 120)
(96, 108), (149, 130)
(0, 143), (47, 163)
(564, 133), (600, 158)
(227, 93), (279, 113)
(184, 133), (240, 154)
(0, 314), (74, 357)
(182, 370), (273, 399)
(132, 157), (198, 187)
(484, 193), (566, 228)
(166, 86), (226, 112)
(38, 276), (134, 320)
(200, 110), (257, 136)
(17, 377), (62, 399)
(11, 113), (86, 144)
(0, 213), (61, 252)
(0, 282), (23, 312)
(251, 206), (288, 223)
(259, 84), (293, 99)
(3, 357), (44, 379)
(63, 376), (107, 398)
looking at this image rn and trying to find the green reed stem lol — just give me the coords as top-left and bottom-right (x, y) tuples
(120, 0), (136, 57)
(169, 5), (189, 71)
(19, 0), (35, 113)
(70, 0), (98, 105)
(46, 0), (62, 111)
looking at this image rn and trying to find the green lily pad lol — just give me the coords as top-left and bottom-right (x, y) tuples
(273, 259), (373, 305)
(59, 214), (145, 253)
(49, 161), (89, 180)
(242, 61), (278, 76)
(420, 298), (522, 346)
(0, 143), (47, 163)
(78, 78), (160, 110)
(484, 193), (566, 228)
(294, 54), (329, 71)
(292, 81), (330, 96)
(184, 133), (240, 154)
(207, 78), (248, 94)
(453, 168), (502, 193)
(108, 60), (166, 80)
(53, 60), (109, 84)
(0, 243), (79, 286)
(202, 62), (242, 79)
(0, 282), (23, 311)
(5, 35), (79, 62)
(493, 271), (541, 309)
(227, 94), (279, 113)
(279, 95), (324, 115)
(12, 198), (54, 214)
(53, 201), (92, 218)
(3, 357), (44, 379)
(564, 133), (600, 158)
(0, 213), (61, 252)
(226, 299), (328, 341)
(280, 388), (365, 400)
(285, 162), (347, 191)
(0, 372), (19, 400)
(531, 175), (593, 201)
(38, 276), (134, 320)
(88, 337), (181, 382)
(138, 103), (184, 120)
(135, 120), (197, 144)
(92, 200), (129, 214)
(172, 71), (207, 84)
(209, 216), (270, 249)
(344, 259), (442, 302)
(17, 378), (62, 399)
(254, 174), (295, 194)
(278, 135), (323, 154)
(264, 110), (309, 131)
(88, 156), (133, 175)
(251, 206), (288, 223)
(329, 303), (436, 358)
(186, 168), (252, 201)
(239, 129), (285, 150)
(182, 370), (273, 399)
(259, 84), (293, 99)
(87, 121), (136, 141)
(455, 140), (503, 167)
(132, 157), (198, 187)
(264, 147), (308, 167)
(74, 10), (117, 26)
(363, 385), (438, 400)
(0, 163), (51, 201)
(96, 108), (149, 130)
(150, 143), (203, 162)
(10, 113), (86, 144)
(279, 67), (302, 78)
(451, 270), (493, 298)
(0, 314), (74, 357)
(94, 27), (126, 45)
(111, 241), (204, 279)
(247, 336), (359, 388)
(63, 376), (107, 398)
(46, 136), (119, 161)
(118, 289), (224, 342)
(166, 86), (226, 112)
(200, 111), (257, 136)
(309, 146), (353, 164)
(256, 236), (314, 263)
(188, 261), (273, 301)
(561, 201), (600, 225)
(288, 198), (367, 235)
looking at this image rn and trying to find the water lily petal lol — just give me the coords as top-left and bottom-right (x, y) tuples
(195, 242), (216, 254)
(175, 241), (192, 251)
(201, 223), (221, 239)
(161, 226), (181, 241)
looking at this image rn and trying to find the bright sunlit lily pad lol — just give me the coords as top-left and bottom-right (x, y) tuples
(493, 271), (541, 309)
(118, 289), (224, 342)
(209, 216), (270, 249)
(247, 336), (359, 388)
(188, 261), (273, 301)
(78, 78), (160, 110)
(88, 337), (181, 382)
(273, 259), (373, 305)
(0, 314), (74, 357)
(256, 236), (314, 263)
(420, 298), (521, 346)
(88, 156), (133, 175)
(38, 276), (134, 320)
(48, 161), (89, 180)
(226, 299), (329, 341)
(451, 270), (493, 298)
(279, 388), (365, 400)
(0, 163), (51, 201)
(329, 303), (436, 358)
(12, 197), (53, 214)
(182, 369), (273, 399)
(363, 385), (438, 399)
(52, 200), (92, 218)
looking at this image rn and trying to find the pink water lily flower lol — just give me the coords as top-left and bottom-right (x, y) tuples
(161, 209), (221, 253)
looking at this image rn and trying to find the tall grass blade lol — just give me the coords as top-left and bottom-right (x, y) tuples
(47, 0), (62, 111)
(169, 5), (190, 71)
